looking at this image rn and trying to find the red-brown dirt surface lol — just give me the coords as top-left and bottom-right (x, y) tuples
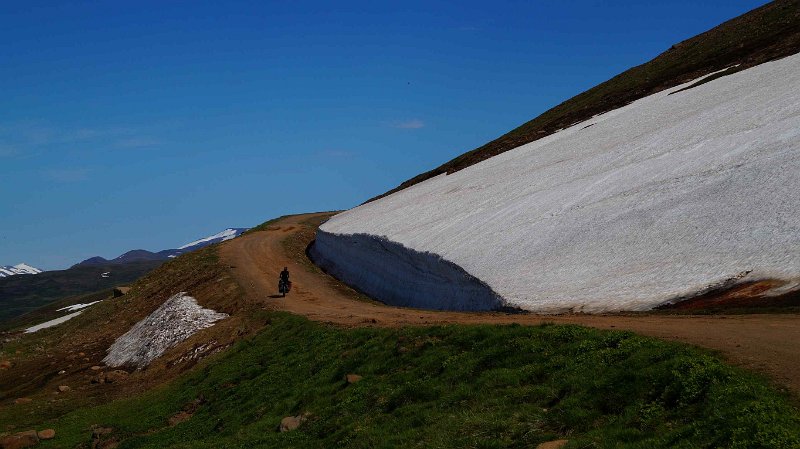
(221, 213), (800, 396)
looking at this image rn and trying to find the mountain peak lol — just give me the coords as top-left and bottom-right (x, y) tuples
(0, 262), (43, 278)
(72, 228), (249, 268)
(177, 228), (248, 250)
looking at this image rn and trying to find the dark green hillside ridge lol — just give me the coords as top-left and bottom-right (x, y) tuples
(0, 289), (113, 332)
(370, 0), (800, 202)
(0, 261), (162, 325)
(5, 313), (798, 448)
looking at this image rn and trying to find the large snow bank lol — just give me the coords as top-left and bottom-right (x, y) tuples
(310, 232), (505, 310)
(318, 53), (800, 313)
(103, 292), (228, 368)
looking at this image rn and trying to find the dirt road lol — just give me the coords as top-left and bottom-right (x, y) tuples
(221, 213), (800, 395)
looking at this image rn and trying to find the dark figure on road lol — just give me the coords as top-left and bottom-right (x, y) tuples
(278, 266), (291, 297)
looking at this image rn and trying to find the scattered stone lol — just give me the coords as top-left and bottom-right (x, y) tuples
(90, 366), (103, 371)
(94, 439), (118, 449)
(58, 385), (71, 392)
(345, 374), (363, 384)
(0, 430), (39, 449)
(58, 370), (66, 375)
(104, 370), (129, 383)
(536, 440), (568, 449)
(91, 370), (129, 384)
(79, 352), (86, 357)
(13, 398), (32, 405)
(279, 415), (307, 432)
(167, 397), (205, 426)
(37, 429), (55, 440)
(0, 360), (11, 369)
(91, 427), (113, 438)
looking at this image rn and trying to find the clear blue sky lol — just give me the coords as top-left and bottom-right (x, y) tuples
(1, 0), (767, 270)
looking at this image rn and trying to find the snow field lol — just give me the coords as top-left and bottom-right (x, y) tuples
(319, 53), (800, 313)
(103, 292), (228, 368)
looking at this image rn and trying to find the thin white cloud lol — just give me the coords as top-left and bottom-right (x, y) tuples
(43, 168), (91, 183)
(0, 145), (16, 157)
(316, 149), (354, 158)
(115, 137), (161, 148)
(390, 119), (425, 129)
(0, 122), (145, 148)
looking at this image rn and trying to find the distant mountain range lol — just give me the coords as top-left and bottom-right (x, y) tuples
(72, 228), (249, 267)
(1, 228), (249, 278)
(0, 263), (43, 278)
(1, 228), (249, 324)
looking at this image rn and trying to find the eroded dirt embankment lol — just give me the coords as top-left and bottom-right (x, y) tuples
(220, 213), (800, 396)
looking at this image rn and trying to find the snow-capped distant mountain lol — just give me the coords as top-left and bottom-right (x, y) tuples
(178, 228), (243, 250)
(0, 263), (43, 278)
(74, 228), (249, 267)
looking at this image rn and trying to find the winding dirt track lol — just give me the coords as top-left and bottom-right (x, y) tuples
(221, 213), (800, 396)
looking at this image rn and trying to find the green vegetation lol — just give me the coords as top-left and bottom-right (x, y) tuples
(10, 313), (799, 448)
(371, 0), (800, 202)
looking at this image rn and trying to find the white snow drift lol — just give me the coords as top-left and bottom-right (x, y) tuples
(318, 53), (800, 313)
(57, 300), (103, 312)
(103, 292), (228, 369)
(25, 311), (84, 333)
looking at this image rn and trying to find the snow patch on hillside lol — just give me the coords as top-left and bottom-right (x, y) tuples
(25, 311), (83, 333)
(103, 292), (228, 369)
(57, 301), (103, 312)
(319, 53), (800, 313)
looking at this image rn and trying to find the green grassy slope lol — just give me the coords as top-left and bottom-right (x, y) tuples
(371, 0), (800, 202)
(0, 261), (162, 324)
(8, 313), (798, 449)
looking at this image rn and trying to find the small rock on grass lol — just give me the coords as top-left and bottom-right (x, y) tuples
(13, 398), (32, 405)
(0, 360), (12, 369)
(536, 440), (568, 449)
(279, 413), (310, 432)
(58, 385), (71, 392)
(345, 374), (363, 384)
(37, 429), (56, 440)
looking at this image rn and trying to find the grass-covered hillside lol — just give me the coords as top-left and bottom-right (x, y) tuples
(5, 312), (798, 449)
(372, 0), (800, 201)
(0, 261), (163, 326)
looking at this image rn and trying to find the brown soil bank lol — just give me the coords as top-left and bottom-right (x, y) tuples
(220, 213), (800, 396)
(370, 0), (800, 202)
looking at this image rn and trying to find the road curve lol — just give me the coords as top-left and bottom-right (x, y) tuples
(220, 213), (800, 396)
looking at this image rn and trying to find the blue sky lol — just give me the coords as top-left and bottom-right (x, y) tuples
(1, 0), (767, 270)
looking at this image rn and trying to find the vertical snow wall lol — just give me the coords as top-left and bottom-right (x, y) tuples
(310, 230), (505, 311)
